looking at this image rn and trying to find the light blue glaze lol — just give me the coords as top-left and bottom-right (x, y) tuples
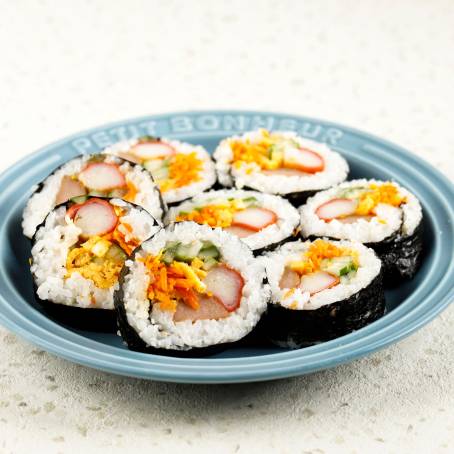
(0, 111), (452, 383)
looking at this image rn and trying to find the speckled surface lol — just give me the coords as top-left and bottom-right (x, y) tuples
(1, 1), (453, 452)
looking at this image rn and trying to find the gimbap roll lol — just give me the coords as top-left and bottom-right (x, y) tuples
(115, 222), (268, 355)
(300, 179), (423, 280)
(22, 153), (164, 239)
(165, 189), (300, 254)
(30, 197), (160, 330)
(213, 129), (349, 206)
(262, 239), (385, 347)
(106, 136), (217, 205)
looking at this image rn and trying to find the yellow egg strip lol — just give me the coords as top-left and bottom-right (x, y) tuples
(175, 198), (247, 228)
(355, 183), (406, 216)
(230, 129), (287, 170)
(288, 239), (359, 276)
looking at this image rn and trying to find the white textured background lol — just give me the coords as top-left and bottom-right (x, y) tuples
(1, 1), (453, 453)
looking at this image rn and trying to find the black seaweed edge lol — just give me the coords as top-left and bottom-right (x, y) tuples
(365, 221), (423, 282)
(261, 269), (386, 348)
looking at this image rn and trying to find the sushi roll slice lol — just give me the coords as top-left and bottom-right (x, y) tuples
(22, 153), (165, 239)
(300, 179), (423, 280)
(262, 238), (385, 347)
(165, 189), (300, 254)
(213, 129), (349, 206)
(106, 136), (217, 205)
(30, 197), (160, 330)
(115, 222), (268, 355)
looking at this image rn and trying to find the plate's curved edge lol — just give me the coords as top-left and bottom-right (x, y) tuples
(3, 109), (454, 195)
(0, 285), (452, 384)
(0, 110), (453, 383)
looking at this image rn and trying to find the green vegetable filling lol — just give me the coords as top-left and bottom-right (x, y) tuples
(70, 195), (88, 204)
(161, 240), (221, 270)
(321, 256), (358, 277)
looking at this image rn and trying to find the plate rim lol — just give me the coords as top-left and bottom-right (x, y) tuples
(0, 109), (453, 384)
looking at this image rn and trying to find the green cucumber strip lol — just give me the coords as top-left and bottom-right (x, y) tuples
(151, 166), (169, 181)
(198, 245), (220, 260)
(162, 251), (175, 265)
(339, 263), (358, 276)
(321, 256), (356, 276)
(267, 144), (276, 158)
(174, 241), (202, 262)
(105, 244), (128, 261)
(87, 154), (105, 163)
(290, 139), (300, 148)
(202, 257), (219, 271)
(88, 190), (108, 197)
(242, 196), (258, 204)
(108, 188), (127, 197)
(139, 135), (159, 142)
(338, 186), (369, 199)
(162, 241), (180, 264)
(143, 159), (162, 172)
(70, 195), (88, 204)
(165, 241), (180, 249)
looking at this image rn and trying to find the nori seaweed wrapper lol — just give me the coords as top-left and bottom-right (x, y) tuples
(252, 229), (302, 257)
(283, 189), (320, 208)
(366, 221), (423, 282)
(261, 271), (386, 348)
(35, 297), (117, 332)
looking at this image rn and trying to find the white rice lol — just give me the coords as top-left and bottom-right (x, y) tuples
(106, 137), (217, 204)
(165, 189), (300, 251)
(30, 199), (160, 310)
(213, 130), (349, 194)
(22, 154), (164, 239)
(264, 239), (381, 311)
(300, 179), (423, 243)
(121, 222), (268, 350)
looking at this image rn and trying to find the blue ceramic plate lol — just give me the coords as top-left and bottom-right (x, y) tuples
(0, 111), (453, 384)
